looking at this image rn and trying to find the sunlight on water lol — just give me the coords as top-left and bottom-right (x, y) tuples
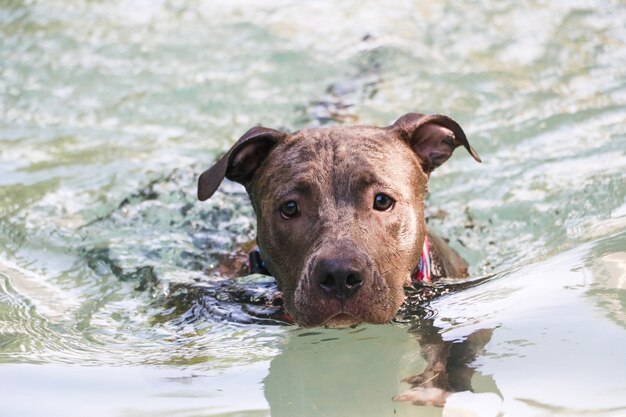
(1, 0), (625, 416)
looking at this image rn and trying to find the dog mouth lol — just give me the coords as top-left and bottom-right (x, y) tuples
(322, 312), (360, 328)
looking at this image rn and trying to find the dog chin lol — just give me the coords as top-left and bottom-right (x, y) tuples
(322, 313), (361, 328)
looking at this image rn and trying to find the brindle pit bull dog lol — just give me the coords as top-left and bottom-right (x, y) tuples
(197, 112), (481, 328)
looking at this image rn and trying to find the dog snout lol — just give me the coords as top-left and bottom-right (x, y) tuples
(314, 258), (365, 300)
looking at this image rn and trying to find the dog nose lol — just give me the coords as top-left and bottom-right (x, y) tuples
(315, 259), (364, 299)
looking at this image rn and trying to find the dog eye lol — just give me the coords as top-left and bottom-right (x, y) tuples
(373, 193), (395, 211)
(279, 200), (300, 219)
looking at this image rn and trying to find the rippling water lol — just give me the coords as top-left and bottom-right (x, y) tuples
(1, 0), (625, 416)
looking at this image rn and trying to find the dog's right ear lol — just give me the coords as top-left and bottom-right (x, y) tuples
(392, 113), (481, 175)
(197, 127), (286, 201)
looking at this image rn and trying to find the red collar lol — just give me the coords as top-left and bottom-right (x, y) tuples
(412, 235), (432, 285)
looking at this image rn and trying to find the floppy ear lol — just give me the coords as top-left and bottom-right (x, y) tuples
(392, 113), (481, 174)
(197, 126), (286, 201)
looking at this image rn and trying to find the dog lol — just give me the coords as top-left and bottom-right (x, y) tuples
(197, 112), (481, 328)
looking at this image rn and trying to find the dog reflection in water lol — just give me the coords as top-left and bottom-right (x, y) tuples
(263, 319), (501, 415)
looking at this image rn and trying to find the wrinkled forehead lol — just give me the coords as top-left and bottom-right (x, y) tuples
(252, 126), (425, 201)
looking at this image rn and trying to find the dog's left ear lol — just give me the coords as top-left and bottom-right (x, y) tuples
(197, 126), (286, 201)
(392, 113), (481, 174)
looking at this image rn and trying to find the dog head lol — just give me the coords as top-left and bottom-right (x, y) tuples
(198, 113), (480, 327)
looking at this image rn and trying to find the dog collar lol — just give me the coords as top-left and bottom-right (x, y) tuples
(413, 235), (432, 285)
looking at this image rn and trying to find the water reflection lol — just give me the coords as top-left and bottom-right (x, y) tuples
(264, 325), (425, 417)
(264, 319), (501, 416)
(583, 232), (626, 330)
(395, 319), (498, 407)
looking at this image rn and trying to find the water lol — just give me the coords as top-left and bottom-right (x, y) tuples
(1, 0), (626, 416)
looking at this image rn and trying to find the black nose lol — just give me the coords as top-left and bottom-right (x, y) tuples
(315, 259), (364, 300)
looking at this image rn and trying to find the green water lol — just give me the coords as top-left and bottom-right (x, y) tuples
(1, 1), (626, 416)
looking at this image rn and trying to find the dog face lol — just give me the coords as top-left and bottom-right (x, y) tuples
(198, 113), (480, 327)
